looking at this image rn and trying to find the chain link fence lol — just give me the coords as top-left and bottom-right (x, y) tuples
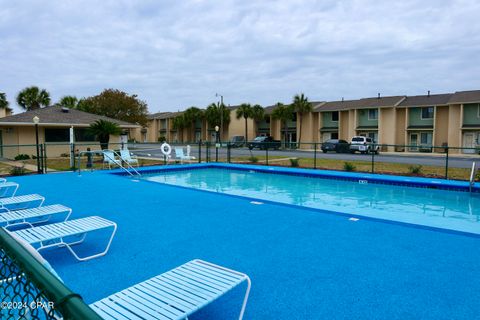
(0, 229), (100, 319)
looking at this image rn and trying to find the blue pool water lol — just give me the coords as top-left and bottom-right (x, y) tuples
(142, 167), (480, 235)
(7, 166), (480, 319)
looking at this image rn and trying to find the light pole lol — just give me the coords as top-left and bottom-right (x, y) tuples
(32, 116), (41, 174)
(215, 93), (223, 142)
(215, 125), (219, 162)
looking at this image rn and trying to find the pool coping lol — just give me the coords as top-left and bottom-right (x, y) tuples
(109, 162), (480, 193)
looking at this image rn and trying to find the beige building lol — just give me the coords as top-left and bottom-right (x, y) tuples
(143, 89), (480, 154)
(0, 106), (139, 159)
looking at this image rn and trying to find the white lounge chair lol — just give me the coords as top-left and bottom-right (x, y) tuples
(0, 182), (19, 198)
(0, 204), (72, 229)
(90, 259), (251, 320)
(103, 151), (122, 169)
(0, 194), (45, 212)
(120, 149), (139, 167)
(11, 216), (117, 261)
(0, 178), (6, 183)
(175, 147), (195, 163)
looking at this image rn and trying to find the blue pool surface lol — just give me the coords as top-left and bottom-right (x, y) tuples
(142, 165), (480, 235)
(8, 165), (480, 319)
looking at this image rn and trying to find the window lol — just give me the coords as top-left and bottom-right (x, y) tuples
(421, 107), (434, 119)
(291, 113), (297, 122)
(74, 128), (96, 142)
(45, 128), (69, 142)
(331, 111), (339, 122)
(368, 109), (378, 120)
(331, 132), (339, 139)
(420, 132), (433, 145)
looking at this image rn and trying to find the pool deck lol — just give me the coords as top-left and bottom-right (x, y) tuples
(8, 167), (480, 319)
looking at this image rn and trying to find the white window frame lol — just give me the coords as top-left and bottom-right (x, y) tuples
(421, 107), (434, 120)
(367, 109), (378, 120)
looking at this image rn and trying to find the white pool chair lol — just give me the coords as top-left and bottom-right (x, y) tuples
(103, 151), (122, 169)
(11, 216), (117, 261)
(0, 194), (45, 212)
(90, 259), (251, 320)
(0, 182), (19, 198)
(0, 177), (7, 183)
(174, 147), (195, 163)
(0, 204), (72, 229)
(120, 149), (139, 167)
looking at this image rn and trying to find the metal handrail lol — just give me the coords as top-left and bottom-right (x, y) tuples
(76, 149), (140, 176)
(469, 162), (476, 192)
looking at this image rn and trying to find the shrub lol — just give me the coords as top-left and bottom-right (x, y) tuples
(158, 137), (166, 143)
(248, 156), (258, 163)
(343, 162), (356, 172)
(14, 154), (30, 160)
(408, 165), (422, 174)
(290, 158), (299, 167)
(10, 165), (26, 176)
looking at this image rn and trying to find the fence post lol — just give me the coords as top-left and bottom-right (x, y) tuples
(206, 142), (210, 163)
(227, 143), (231, 163)
(314, 143), (317, 169)
(445, 146), (449, 179)
(371, 147), (375, 173)
(198, 140), (202, 163)
(38, 144), (44, 174)
(43, 143), (47, 173)
(266, 145), (269, 165)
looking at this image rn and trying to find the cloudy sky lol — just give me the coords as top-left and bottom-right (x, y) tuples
(1, 0), (480, 114)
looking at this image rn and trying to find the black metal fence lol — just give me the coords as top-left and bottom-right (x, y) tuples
(0, 140), (478, 181)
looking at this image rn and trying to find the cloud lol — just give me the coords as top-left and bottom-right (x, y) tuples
(1, 0), (479, 113)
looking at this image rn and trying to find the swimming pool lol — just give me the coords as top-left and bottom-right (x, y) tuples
(8, 165), (480, 319)
(141, 165), (480, 235)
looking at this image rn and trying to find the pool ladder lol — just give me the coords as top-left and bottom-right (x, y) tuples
(469, 162), (477, 193)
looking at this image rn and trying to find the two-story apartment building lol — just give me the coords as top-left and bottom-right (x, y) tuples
(143, 89), (480, 153)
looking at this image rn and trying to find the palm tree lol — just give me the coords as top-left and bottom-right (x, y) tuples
(292, 93), (311, 144)
(172, 114), (187, 143)
(0, 92), (9, 109)
(205, 102), (230, 141)
(236, 103), (252, 142)
(183, 107), (204, 142)
(58, 95), (79, 109)
(88, 120), (121, 149)
(251, 104), (264, 137)
(272, 102), (294, 148)
(16, 86), (51, 111)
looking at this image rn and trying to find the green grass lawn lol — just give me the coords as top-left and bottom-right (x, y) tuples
(230, 156), (471, 181)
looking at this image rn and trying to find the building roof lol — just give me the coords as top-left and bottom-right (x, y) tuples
(0, 106), (139, 127)
(398, 93), (453, 107)
(315, 96), (405, 112)
(448, 90), (480, 104)
(263, 101), (323, 115)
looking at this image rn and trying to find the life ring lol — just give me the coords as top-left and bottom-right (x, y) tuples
(161, 143), (172, 156)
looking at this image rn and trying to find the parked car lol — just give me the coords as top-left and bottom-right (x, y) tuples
(248, 136), (281, 150)
(349, 136), (379, 154)
(230, 135), (245, 148)
(321, 139), (350, 153)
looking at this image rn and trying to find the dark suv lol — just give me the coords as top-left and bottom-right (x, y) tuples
(321, 139), (350, 153)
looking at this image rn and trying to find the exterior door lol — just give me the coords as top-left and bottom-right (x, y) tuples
(409, 133), (418, 151)
(463, 133), (475, 154)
